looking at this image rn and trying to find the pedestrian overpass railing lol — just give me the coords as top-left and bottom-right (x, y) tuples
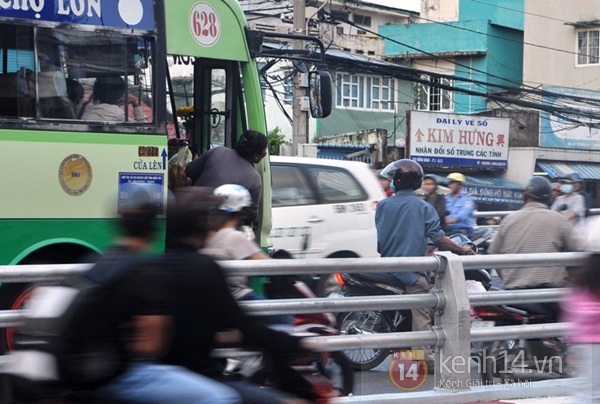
(0, 252), (589, 403)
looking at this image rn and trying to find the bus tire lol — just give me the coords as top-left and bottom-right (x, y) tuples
(0, 283), (35, 354)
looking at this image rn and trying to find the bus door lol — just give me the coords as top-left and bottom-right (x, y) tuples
(168, 58), (245, 152)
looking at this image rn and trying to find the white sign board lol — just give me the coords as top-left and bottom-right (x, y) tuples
(409, 111), (510, 169)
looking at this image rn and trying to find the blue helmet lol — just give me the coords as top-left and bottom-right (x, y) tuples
(380, 159), (424, 191)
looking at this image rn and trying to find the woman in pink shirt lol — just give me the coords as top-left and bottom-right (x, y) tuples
(562, 251), (600, 402)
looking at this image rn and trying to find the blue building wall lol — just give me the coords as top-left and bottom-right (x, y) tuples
(380, 0), (523, 116)
(459, 0), (523, 31)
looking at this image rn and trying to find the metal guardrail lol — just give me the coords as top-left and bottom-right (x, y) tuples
(475, 208), (600, 218)
(0, 252), (588, 402)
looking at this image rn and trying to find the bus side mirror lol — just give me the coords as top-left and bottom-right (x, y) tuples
(308, 69), (332, 119)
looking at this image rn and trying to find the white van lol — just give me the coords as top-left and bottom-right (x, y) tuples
(270, 156), (385, 264)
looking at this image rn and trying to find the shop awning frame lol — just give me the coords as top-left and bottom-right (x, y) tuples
(537, 160), (600, 180)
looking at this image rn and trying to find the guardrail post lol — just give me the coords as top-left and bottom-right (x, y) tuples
(433, 252), (471, 391)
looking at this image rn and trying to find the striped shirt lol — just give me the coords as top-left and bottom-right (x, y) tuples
(488, 202), (585, 289)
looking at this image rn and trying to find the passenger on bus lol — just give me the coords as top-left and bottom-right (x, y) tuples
(185, 130), (268, 225)
(81, 76), (146, 122)
(66, 78), (84, 117)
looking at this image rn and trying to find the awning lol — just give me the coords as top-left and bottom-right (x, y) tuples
(537, 160), (600, 180)
(424, 173), (524, 207)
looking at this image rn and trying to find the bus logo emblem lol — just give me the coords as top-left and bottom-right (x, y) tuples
(190, 2), (221, 47)
(59, 154), (93, 196)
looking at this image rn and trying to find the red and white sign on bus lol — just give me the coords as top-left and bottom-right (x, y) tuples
(189, 2), (221, 47)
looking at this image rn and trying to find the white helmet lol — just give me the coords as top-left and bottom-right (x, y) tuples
(214, 184), (252, 213)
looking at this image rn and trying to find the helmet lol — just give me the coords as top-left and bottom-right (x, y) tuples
(168, 187), (223, 239)
(119, 183), (159, 239)
(380, 159), (424, 191)
(374, 169), (388, 180)
(446, 172), (466, 184)
(566, 172), (583, 182)
(524, 176), (552, 201)
(214, 184), (252, 212)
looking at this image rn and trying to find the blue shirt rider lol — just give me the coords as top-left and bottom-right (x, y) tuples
(445, 172), (475, 238)
(374, 159), (475, 364)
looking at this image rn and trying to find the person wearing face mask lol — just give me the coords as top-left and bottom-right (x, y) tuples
(489, 177), (584, 299)
(551, 176), (586, 229)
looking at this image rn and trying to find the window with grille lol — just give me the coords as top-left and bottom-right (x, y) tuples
(577, 29), (600, 65)
(336, 73), (395, 112)
(413, 76), (453, 112)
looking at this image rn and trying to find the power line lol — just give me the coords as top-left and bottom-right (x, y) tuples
(323, 11), (600, 123)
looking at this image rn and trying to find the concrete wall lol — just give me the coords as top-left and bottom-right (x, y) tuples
(421, 0), (459, 22)
(524, 0), (600, 89)
(382, 20), (490, 57)
(488, 108), (540, 148)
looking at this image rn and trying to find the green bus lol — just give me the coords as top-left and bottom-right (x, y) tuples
(0, 0), (331, 351)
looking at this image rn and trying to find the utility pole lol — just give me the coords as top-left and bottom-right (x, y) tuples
(292, 0), (308, 156)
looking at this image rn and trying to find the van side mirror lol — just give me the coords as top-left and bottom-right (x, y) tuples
(308, 69), (332, 119)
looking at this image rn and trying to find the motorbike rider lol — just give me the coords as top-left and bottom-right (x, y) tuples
(422, 174), (448, 232)
(489, 176), (585, 312)
(89, 184), (243, 403)
(131, 187), (314, 403)
(551, 175), (586, 230)
(201, 184), (292, 324)
(374, 159), (475, 364)
(445, 172), (476, 238)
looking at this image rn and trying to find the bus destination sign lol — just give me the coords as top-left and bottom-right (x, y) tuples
(0, 0), (155, 30)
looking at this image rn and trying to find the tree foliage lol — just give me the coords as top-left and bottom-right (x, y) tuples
(268, 127), (286, 155)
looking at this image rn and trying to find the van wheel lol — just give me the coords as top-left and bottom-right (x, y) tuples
(315, 252), (358, 297)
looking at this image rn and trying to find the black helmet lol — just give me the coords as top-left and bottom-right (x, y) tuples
(119, 183), (160, 239)
(524, 176), (552, 202)
(167, 187), (223, 240)
(380, 159), (424, 191)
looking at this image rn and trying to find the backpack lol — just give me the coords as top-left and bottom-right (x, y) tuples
(4, 254), (136, 399)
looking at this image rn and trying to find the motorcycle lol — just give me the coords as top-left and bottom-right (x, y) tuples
(333, 234), (486, 371)
(471, 299), (571, 383)
(212, 254), (354, 400)
(213, 323), (353, 402)
(470, 226), (497, 255)
(333, 271), (413, 371)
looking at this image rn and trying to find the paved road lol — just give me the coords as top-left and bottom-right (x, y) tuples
(350, 355), (434, 396)
(350, 354), (515, 396)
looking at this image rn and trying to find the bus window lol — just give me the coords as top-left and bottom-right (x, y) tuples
(0, 23), (155, 124)
(40, 29), (155, 123)
(209, 68), (226, 146)
(0, 25), (35, 118)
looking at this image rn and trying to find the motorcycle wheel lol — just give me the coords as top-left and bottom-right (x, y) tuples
(317, 351), (354, 396)
(337, 311), (391, 371)
(483, 339), (530, 384)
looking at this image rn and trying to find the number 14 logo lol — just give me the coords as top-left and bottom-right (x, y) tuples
(389, 350), (428, 390)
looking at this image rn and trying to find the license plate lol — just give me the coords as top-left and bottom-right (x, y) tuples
(471, 320), (495, 328)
